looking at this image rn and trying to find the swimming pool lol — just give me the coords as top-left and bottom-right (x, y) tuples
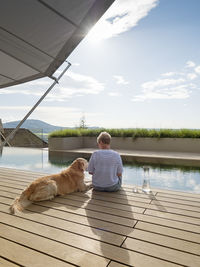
(0, 147), (200, 193)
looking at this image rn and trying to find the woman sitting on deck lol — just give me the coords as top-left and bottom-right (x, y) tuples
(88, 131), (123, 192)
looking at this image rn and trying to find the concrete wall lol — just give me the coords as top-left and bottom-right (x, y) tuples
(49, 136), (200, 153)
(49, 137), (83, 150)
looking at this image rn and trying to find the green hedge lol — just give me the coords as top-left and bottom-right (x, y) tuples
(49, 128), (200, 138)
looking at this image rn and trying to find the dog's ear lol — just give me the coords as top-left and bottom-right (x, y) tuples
(78, 160), (85, 172)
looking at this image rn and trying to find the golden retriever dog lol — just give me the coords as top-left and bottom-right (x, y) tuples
(10, 158), (91, 214)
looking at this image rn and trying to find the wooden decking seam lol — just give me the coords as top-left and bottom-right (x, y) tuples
(1, 199), (200, 247)
(0, 235), (79, 267)
(0, 222), (186, 267)
(0, 256), (25, 267)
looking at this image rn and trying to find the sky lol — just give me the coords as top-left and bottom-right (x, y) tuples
(1, 0), (200, 129)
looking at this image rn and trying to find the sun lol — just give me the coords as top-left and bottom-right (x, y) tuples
(86, 19), (110, 43)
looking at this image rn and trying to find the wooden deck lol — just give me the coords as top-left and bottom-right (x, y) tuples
(0, 168), (200, 267)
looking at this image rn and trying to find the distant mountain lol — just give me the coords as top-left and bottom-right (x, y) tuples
(3, 119), (69, 133)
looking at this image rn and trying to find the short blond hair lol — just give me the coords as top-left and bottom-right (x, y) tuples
(97, 131), (111, 144)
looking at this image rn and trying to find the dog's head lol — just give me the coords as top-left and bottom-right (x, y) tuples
(71, 158), (88, 172)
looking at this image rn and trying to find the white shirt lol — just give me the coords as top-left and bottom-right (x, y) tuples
(88, 149), (123, 187)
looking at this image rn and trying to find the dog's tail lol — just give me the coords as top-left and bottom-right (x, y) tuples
(10, 189), (32, 214)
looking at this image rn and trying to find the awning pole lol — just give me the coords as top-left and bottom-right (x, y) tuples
(1, 61), (71, 148)
(0, 132), (11, 146)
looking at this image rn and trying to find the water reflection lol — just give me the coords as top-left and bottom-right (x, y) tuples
(0, 147), (200, 193)
(122, 163), (200, 193)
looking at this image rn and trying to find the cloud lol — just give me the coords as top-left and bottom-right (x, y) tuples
(87, 0), (159, 41)
(132, 60), (200, 101)
(113, 75), (129, 85)
(108, 92), (121, 96)
(161, 72), (176, 77)
(133, 84), (190, 102)
(0, 88), (42, 96)
(0, 77), (52, 96)
(195, 65), (200, 74)
(187, 73), (197, 80)
(142, 78), (185, 90)
(0, 71), (104, 101)
(72, 63), (80, 66)
(186, 61), (196, 68)
(186, 61), (200, 75)
(66, 71), (104, 93)
(44, 71), (104, 102)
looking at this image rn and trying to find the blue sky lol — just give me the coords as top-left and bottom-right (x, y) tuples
(1, 0), (200, 128)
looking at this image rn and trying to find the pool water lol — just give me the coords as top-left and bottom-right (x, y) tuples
(0, 147), (200, 193)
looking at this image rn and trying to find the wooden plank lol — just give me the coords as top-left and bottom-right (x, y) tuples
(0, 167), (47, 177)
(0, 202), (193, 267)
(152, 195), (200, 208)
(123, 237), (200, 267)
(89, 190), (200, 209)
(0, 237), (73, 267)
(68, 192), (200, 215)
(0, 178), (29, 186)
(156, 192), (200, 202)
(147, 203), (200, 219)
(0, 187), (21, 195)
(0, 180), (28, 188)
(2, 189), (200, 238)
(135, 221), (200, 244)
(150, 199), (200, 212)
(133, 213), (200, 234)
(63, 193), (146, 213)
(88, 190), (152, 203)
(0, 257), (19, 267)
(73, 189), (200, 215)
(108, 262), (129, 267)
(154, 189), (200, 199)
(51, 195), (144, 219)
(0, 194), (136, 228)
(129, 228), (200, 255)
(0, 223), (109, 267)
(0, 181), (23, 190)
(0, 221), (181, 267)
(1, 191), (200, 237)
(0, 198), (134, 237)
(0, 204), (126, 246)
(47, 190), (200, 221)
(144, 209), (200, 225)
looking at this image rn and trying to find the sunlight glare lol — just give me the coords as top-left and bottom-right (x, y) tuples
(86, 19), (109, 43)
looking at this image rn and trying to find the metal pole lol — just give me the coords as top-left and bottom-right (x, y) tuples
(0, 131), (11, 146)
(1, 61), (71, 148)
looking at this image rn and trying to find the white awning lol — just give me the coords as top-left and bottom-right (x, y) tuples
(0, 0), (115, 88)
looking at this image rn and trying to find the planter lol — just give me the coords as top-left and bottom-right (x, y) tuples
(48, 136), (200, 153)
